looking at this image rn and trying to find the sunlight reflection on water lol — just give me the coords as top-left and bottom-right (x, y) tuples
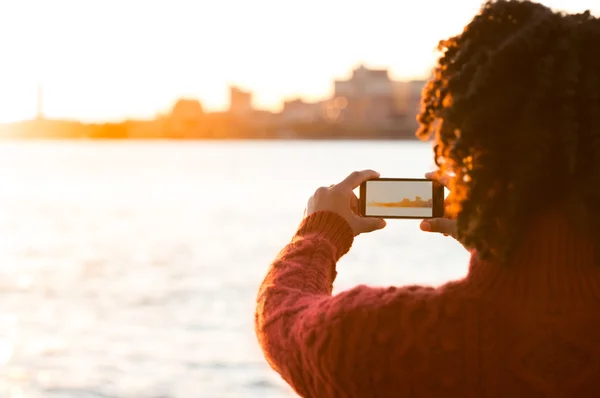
(0, 141), (469, 397)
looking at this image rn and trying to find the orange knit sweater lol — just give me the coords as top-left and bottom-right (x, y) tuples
(255, 211), (600, 398)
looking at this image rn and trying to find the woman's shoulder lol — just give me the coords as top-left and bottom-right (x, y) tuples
(327, 279), (473, 325)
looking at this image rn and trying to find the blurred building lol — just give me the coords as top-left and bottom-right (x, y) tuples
(280, 99), (324, 124)
(392, 79), (428, 133)
(229, 86), (253, 117)
(331, 65), (429, 135)
(167, 99), (205, 138)
(333, 65), (396, 128)
(393, 80), (427, 116)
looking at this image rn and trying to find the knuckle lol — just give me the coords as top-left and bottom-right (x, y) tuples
(329, 183), (344, 194)
(330, 184), (343, 193)
(315, 186), (329, 195)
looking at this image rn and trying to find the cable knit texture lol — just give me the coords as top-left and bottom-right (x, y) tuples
(255, 211), (600, 397)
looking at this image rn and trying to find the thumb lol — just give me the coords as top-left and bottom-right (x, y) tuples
(420, 218), (457, 238)
(354, 216), (387, 234)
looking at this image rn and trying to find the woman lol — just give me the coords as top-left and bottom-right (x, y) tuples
(255, 1), (600, 397)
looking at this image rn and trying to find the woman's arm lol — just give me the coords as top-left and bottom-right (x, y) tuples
(255, 211), (437, 397)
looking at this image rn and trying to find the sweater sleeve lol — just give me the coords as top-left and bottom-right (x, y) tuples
(255, 211), (438, 397)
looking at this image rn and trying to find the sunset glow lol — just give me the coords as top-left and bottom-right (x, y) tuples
(0, 0), (596, 123)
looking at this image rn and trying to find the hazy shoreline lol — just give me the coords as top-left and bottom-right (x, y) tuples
(0, 136), (422, 141)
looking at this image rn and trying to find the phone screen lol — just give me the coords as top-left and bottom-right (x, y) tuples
(361, 179), (439, 219)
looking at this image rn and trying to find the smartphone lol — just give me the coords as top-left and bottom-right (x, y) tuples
(359, 178), (444, 219)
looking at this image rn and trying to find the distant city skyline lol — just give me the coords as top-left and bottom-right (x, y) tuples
(0, 0), (596, 123)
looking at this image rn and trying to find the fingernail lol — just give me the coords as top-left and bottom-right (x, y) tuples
(379, 220), (387, 228)
(420, 221), (431, 231)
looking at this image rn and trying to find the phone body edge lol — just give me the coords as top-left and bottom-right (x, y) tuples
(359, 178), (444, 219)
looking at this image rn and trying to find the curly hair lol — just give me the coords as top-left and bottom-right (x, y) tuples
(416, 0), (600, 261)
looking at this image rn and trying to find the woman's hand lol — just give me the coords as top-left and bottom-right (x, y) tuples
(420, 171), (458, 240)
(306, 170), (387, 236)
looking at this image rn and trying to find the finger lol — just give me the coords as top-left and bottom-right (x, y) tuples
(425, 171), (451, 189)
(337, 170), (380, 191)
(354, 215), (386, 234)
(420, 218), (457, 237)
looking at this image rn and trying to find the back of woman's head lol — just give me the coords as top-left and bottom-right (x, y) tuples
(417, 0), (600, 261)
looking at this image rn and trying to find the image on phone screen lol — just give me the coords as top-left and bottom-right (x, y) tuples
(361, 179), (440, 219)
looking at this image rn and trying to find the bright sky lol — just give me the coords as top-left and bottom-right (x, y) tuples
(0, 0), (597, 123)
(366, 180), (432, 202)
